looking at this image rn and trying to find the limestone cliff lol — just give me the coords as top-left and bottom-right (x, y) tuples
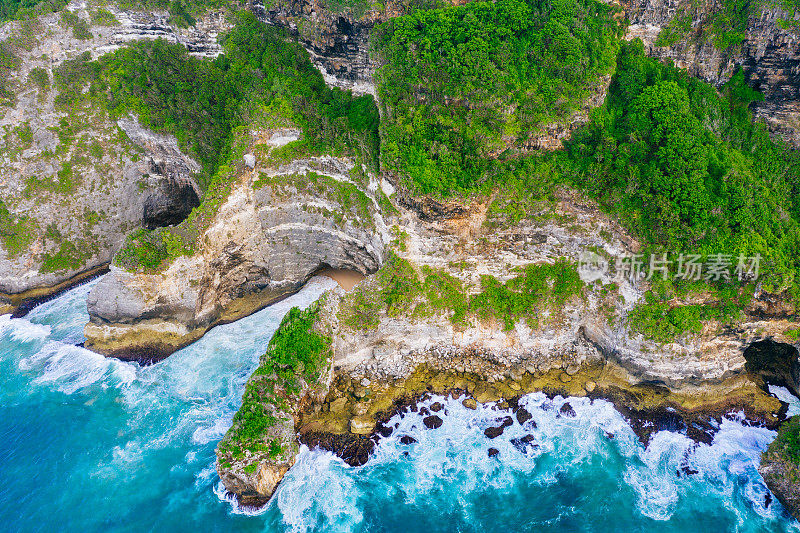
(255, 0), (800, 143)
(624, 0), (800, 144)
(215, 189), (799, 505)
(84, 127), (392, 361)
(0, 1), (235, 313)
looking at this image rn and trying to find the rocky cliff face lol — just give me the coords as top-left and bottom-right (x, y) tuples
(760, 416), (800, 520)
(250, 0), (400, 95)
(84, 128), (391, 361)
(0, 1), (235, 313)
(624, 0), (800, 144)
(255, 0), (800, 142)
(215, 188), (799, 505)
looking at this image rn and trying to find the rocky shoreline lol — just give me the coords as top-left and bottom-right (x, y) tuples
(0, 262), (110, 317)
(2, 0), (800, 522)
(761, 416), (800, 519)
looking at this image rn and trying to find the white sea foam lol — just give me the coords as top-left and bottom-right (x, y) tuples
(0, 314), (51, 343)
(273, 391), (795, 527)
(769, 385), (800, 417)
(275, 447), (364, 533)
(213, 482), (270, 517)
(6, 272), (798, 529)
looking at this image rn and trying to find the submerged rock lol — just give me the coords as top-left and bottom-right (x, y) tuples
(516, 407), (533, 425)
(559, 402), (576, 418)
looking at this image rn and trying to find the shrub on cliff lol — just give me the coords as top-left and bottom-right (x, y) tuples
(373, 0), (621, 195)
(565, 40), (800, 296)
(218, 304), (331, 464)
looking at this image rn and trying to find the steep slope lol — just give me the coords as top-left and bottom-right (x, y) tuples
(84, 129), (391, 361)
(0, 2), (234, 313)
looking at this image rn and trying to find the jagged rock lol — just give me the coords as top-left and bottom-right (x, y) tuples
(487, 447), (500, 457)
(484, 426), (505, 439)
(0, 5), (221, 314)
(423, 415), (443, 429)
(462, 398), (478, 410)
(399, 435), (416, 445)
(760, 417), (800, 520)
(515, 407), (533, 425)
(559, 402), (577, 418)
(85, 154), (389, 361)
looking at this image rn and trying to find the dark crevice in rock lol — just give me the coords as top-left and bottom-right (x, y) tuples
(142, 176), (201, 229)
(744, 339), (800, 397)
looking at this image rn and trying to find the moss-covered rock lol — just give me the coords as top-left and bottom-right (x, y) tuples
(760, 416), (800, 520)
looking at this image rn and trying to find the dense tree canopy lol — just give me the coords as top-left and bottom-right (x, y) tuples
(374, 0), (622, 194)
(565, 40), (800, 293)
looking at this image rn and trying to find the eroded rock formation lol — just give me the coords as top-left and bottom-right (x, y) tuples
(624, 0), (800, 144)
(0, 2), (230, 313)
(84, 129), (391, 361)
(214, 189), (799, 505)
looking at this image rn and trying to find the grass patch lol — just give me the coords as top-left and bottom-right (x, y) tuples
(339, 254), (584, 331)
(0, 199), (36, 258)
(628, 278), (752, 343)
(114, 227), (192, 272)
(218, 304), (331, 463)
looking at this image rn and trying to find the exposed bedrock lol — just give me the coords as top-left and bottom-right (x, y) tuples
(215, 192), (800, 506)
(0, 115), (201, 316)
(623, 0), (800, 144)
(250, 0), (387, 95)
(85, 152), (390, 362)
(760, 415), (800, 521)
(0, 3), (229, 314)
(254, 0), (800, 142)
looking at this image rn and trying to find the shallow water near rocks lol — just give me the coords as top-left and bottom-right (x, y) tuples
(0, 277), (798, 532)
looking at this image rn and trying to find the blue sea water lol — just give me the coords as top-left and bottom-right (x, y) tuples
(0, 276), (798, 533)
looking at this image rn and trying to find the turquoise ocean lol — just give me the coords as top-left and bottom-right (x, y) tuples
(1, 275), (799, 532)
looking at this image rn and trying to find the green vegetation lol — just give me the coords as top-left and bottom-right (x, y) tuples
(91, 8), (119, 26)
(374, 0), (621, 194)
(92, 13), (379, 271)
(0, 40), (20, 105)
(218, 304), (331, 462)
(654, 0), (752, 50)
(0, 0), (66, 23)
(14, 122), (33, 146)
(28, 66), (49, 91)
(60, 10), (92, 40)
(114, 227), (192, 272)
(654, 11), (692, 47)
(472, 259), (584, 330)
(773, 416), (800, 465)
(339, 254), (584, 331)
(51, 13), (378, 191)
(40, 239), (93, 272)
(255, 170), (377, 228)
(565, 41), (800, 296)
(0, 199), (35, 258)
(627, 279), (752, 343)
